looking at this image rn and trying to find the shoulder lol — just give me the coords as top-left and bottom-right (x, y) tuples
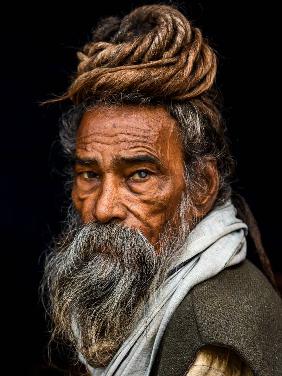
(190, 260), (282, 375)
(191, 260), (282, 344)
(152, 261), (282, 376)
(192, 260), (282, 326)
(192, 259), (281, 308)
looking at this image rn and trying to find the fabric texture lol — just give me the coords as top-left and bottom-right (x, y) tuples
(151, 260), (282, 376)
(86, 201), (248, 376)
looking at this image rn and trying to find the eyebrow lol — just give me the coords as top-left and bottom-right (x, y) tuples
(74, 157), (99, 166)
(117, 155), (163, 167)
(74, 154), (163, 168)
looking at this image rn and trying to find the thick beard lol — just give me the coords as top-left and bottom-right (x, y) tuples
(41, 194), (191, 368)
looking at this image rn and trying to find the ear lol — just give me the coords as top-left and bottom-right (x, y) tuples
(191, 158), (220, 220)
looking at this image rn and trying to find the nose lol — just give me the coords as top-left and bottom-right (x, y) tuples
(93, 175), (127, 223)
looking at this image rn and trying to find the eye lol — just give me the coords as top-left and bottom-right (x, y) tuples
(79, 171), (99, 180)
(130, 170), (151, 182)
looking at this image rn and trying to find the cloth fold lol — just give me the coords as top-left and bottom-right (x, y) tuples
(86, 200), (248, 376)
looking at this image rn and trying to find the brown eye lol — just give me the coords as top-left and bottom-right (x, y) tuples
(130, 170), (151, 182)
(80, 171), (99, 180)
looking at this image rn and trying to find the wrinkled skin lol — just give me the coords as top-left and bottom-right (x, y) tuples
(72, 105), (218, 246)
(72, 105), (186, 246)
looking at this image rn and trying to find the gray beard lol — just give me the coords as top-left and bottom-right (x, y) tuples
(42, 196), (191, 368)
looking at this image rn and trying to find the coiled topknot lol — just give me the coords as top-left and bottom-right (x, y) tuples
(61, 4), (217, 105)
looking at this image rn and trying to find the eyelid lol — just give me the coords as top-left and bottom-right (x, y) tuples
(131, 168), (152, 174)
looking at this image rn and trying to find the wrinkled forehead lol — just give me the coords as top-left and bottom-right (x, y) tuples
(76, 104), (183, 156)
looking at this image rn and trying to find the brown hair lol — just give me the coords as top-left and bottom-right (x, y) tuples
(62, 5), (217, 112)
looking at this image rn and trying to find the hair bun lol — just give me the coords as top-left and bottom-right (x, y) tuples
(64, 5), (217, 104)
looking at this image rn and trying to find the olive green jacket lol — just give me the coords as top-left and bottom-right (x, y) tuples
(151, 260), (282, 376)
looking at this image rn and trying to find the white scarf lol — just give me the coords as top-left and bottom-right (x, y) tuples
(85, 200), (248, 376)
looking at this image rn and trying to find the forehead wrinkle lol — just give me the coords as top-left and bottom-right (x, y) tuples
(76, 132), (159, 149)
(126, 144), (164, 157)
(76, 140), (160, 154)
(83, 112), (162, 131)
(76, 108), (177, 158)
(76, 129), (159, 142)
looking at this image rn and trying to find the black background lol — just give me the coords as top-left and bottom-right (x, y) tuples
(1, 1), (281, 375)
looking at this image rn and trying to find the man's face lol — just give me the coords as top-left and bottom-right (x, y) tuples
(72, 105), (186, 245)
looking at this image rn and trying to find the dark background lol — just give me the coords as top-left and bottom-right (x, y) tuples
(1, 1), (280, 375)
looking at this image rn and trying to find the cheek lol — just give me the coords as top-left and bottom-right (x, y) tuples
(71, 188), (80, 210)
(71, 187), (92, 222)
(136, 177), (185, 230)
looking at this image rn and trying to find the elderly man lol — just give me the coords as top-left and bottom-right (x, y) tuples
(42, 4), (282, 376)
